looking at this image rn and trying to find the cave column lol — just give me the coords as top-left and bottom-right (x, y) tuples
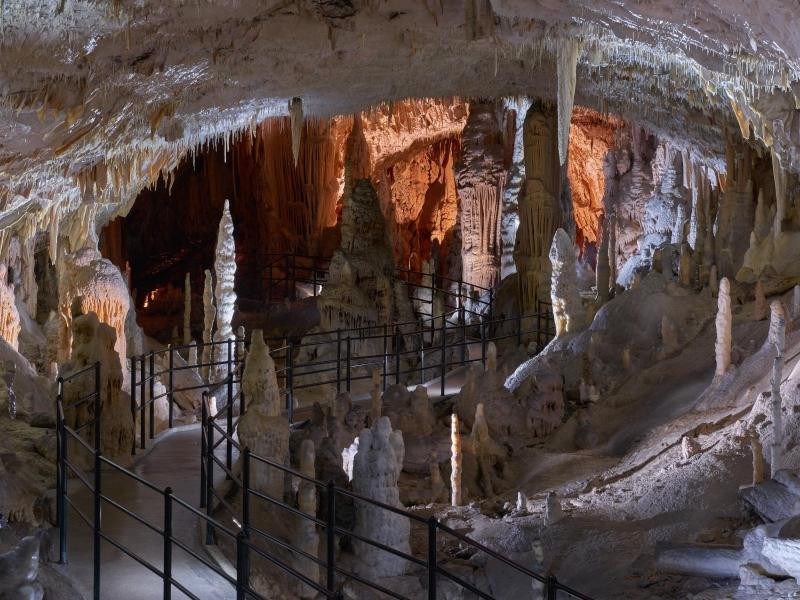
(513, 101), (562, 315)
(457, 101), (509, 291)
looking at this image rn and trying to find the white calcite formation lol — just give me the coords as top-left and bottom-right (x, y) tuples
(212, 200), (237, 384)
(549, 228), (584, 337)
(769, 301), (786, 478)
(451, 413), (462, 507)
(58, 249), (130, 388)
(0, 264), (20, 351)
(514, 101), (560, 315)
(201, 269), (215, 382)
(237, 330), (288, 502)
(715, 277), (733, 377)
(352, 416), (409, 579)
(60, 312), (132, 460)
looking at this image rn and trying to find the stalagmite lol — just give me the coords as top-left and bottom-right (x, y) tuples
(352, 417), (409, 578)
(290, 97), (303, 168)
(201, 269), (215, 382)
(661, 316), (678, 354)
(544, 491), (564, 526)
(549, 228), (584, 337)
(557, 38), (581, 166)
(188, 340), (198, 378)
(754, 280), (767, 321)
(681, 436), (701, 460)
(451, 413), (462, 506)
(672, 204), (686, 245)
(214, 200), (237, 344)
(183, 273), (191, 346)
(470, 403), (503, 497)
(769, 301), (786, 478)
(237, 329), (288, 502)
(430, 460), (447, 504)
(715, 278), (732, 377)
(772, 148), (787, 234)
(0, 265), (20, 351)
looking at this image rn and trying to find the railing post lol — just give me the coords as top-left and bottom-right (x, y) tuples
(130, 357), (137, 455)
(481, 321), (487, 369)
(205, 405), (215, 545)
(163, 487), (173, 600)
(419, 332), (425, 383)
(287, 341), (294, 424)
(92, 447), (102, 600)
(459, 306), (466, 366)
(336, 329), (342, 393)
(440, 315), (446, 397)
(345, 336), (351, 393)
(239, 448), (251, 599)
(382, 324), (388, 392)
(226, 339), (234, 477)
(394, 328), (401, 385)
(200, 394), (207, 509)
(427, 517), (437, 600)
(56, 377), (67, 564)
(148, 351), (155, 440)
(545, 574), (558, 600)
(236, 531), (249, 600)
(139, 357), (146, 450)
(168, 345), (174, 429)
(326, 481), (336, 593)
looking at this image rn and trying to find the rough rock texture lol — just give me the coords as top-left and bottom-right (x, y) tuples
(212, 200), (237, 383)
(57, 248), (130, 381)
(352, 416), (410, 579)
(60, 312), (132, 460)
(549, 228), (584, 337)
(514, 101), (561, 315)
(456, 100), (509, 290)
(0, 264), (21, 351)
(715, 278), (733, 377)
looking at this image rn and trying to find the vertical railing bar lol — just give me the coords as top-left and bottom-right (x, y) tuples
(427, 517), (437, 600)
(226, 339), (233, 477)
(139, 357), (146, 450)
(326, 481), (336, 593)
(163, 487), (173, 600)
(346, 336), (351, 393)
(130, 357), (137, 455)
(168, 345), (174, 429)
(148, 352), (155, 440)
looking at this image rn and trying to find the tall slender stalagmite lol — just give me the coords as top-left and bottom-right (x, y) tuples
(212, 200), (237, 384)
(451, 413), (462, 506)
(769, 301), (786, 478)
(715, 277), (732, 377)
(202, 269), (215, 382)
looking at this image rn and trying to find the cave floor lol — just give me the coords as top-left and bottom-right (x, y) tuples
(56, 428), (236, 599)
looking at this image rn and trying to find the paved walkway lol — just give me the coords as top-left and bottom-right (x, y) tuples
(61, 428), (236, 599)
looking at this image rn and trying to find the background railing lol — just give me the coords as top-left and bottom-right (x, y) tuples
(200, 394), (594, 600)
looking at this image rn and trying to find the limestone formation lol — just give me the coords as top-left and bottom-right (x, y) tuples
(596, 221), (611, 303)
(352, 417), (409, 579)
(681, 436), (701, 460)
(0, 264), (20, 351)
(751, 430), (765, 486)
(679, 242), (692, 286)
(715, 278), (732, 377)
(183, 272), (191, 346)
(486, 341), (497, 372)
(451, 413), (462, 506)
(544, 491), (564, 526)
(212, 200), (237, 383)
(793, 285), (800, 319)
(201, 269), (215, 382)
(370, 367), (381, 423)
(661, 315), (679, 355)
(61, 312), (133, 459)
(237, 329), (288, 502)
(469, 403), (504, 497)
(514, 101), (561, 315)
(770, 355), (783, 479)
(457, 101), (507, 290)
(709, 265), (719, 296)
(430, 459), (447, 504)
(57, 249), (130, 381)
(549, 228), (584, 337)
(754, 280), (767, 321)
(296, 438), (319, 596)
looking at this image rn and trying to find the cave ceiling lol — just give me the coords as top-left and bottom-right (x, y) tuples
(0, 0), (798, 237)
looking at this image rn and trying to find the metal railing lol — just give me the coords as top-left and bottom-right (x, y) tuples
(247, 252), (495, 318)
(56, 363), (282, 600)
(199, 395), (593, 600)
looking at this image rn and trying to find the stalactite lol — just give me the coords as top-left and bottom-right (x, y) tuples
(771, 148), (787, 234)
(0, 264), (20, 351)
(290, 97), (303, 168)
(557, 38), (582, 166)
